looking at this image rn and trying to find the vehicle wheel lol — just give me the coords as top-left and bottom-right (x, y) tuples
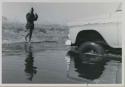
(78, 41), (104, 63)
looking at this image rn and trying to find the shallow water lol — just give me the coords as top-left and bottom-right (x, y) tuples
(2, 42), (121, 84)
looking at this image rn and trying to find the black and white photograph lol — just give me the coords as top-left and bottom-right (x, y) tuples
(1, 1), (123, 85)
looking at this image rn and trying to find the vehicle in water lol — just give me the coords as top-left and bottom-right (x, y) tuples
(66, 4), (122, 63)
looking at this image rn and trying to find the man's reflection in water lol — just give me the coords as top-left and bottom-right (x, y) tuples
(66, 51), (106, 80)
(24, 44), (37, 81)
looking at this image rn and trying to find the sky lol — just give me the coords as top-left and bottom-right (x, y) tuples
(2, 2), (121, 25)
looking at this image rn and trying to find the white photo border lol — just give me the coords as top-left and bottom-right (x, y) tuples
(0, 0), (124, 87)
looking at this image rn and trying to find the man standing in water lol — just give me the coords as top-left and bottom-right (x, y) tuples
(25, 8), (38, 43)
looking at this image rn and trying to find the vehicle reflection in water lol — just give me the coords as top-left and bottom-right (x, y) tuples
(65, 50), (106, 80)
(24, 43), (37, 81)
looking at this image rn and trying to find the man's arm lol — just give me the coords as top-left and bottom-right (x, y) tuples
(34, 13), (38, 21)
